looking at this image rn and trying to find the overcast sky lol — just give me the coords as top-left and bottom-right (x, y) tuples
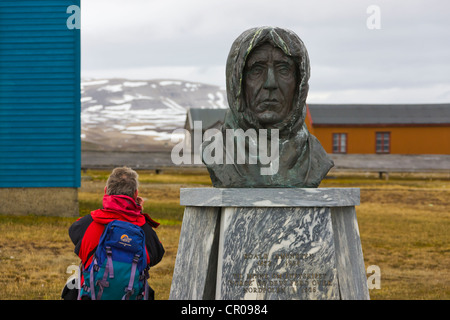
(80, 0), (450, 104)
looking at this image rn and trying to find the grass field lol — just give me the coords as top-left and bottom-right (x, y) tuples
(0, 169), (448, 300)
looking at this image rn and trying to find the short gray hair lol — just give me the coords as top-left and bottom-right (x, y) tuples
(106, 167), (139, 198)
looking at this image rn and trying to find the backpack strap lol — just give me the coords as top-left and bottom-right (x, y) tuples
(143, 267), (150, 300)
(122, 254), (140, 300)
(77, 262), (84, 300)
(105, 247), (114, 279)
(96, 247), (114, 300)
(90, 259), (98, 300)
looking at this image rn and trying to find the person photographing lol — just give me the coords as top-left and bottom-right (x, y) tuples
(64, 167), (164, 300)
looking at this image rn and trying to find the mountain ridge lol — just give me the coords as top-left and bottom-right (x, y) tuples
(81, 78), (228, 151)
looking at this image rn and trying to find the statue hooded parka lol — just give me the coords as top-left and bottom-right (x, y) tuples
(202, 27), (334, 187)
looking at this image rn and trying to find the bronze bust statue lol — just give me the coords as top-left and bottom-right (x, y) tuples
(202, 26), (333, 187)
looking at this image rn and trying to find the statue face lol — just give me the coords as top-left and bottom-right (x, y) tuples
(244, 43), (297, 128)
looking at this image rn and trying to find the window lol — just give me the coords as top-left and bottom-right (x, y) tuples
(332, 133), (347, 154)
(376, 132), (390, 153)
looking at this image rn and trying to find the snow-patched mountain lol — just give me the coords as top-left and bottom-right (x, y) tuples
(81, 78), (228, 151)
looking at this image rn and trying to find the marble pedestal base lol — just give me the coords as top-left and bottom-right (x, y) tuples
(169, 188), (369, 300)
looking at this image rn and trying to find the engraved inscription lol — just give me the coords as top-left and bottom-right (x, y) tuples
(229, 252), (334, 294)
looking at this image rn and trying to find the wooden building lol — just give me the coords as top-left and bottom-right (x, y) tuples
(185, 104), (450, 155)
(306, 104), (450, 155)
(0, 1), (81, 216)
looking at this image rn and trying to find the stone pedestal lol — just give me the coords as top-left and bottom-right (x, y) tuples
(169, 188), (369, 300)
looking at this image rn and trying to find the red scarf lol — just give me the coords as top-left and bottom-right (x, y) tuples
(90, 194), (159, 228)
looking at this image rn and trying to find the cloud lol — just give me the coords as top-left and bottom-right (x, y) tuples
(82, 65), (226, 88)
(80, 0), (450, 103)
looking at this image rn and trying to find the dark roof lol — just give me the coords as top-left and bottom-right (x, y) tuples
(308, 103), (450, 125)
(186, 108), (228, 129)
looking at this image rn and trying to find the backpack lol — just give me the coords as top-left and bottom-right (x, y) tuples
(79, 220), (150, 300)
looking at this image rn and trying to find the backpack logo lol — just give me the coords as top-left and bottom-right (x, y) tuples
(119, 234), (132, 246)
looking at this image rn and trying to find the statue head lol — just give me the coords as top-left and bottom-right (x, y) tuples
(202, 26), (333, 188)
(244, 43), (298, 128)
(225, 26), (310, 137)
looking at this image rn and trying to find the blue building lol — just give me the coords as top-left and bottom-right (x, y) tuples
(0, 0), (81, 216)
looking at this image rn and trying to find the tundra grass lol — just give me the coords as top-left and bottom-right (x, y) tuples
(0, 170), (448, 300)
